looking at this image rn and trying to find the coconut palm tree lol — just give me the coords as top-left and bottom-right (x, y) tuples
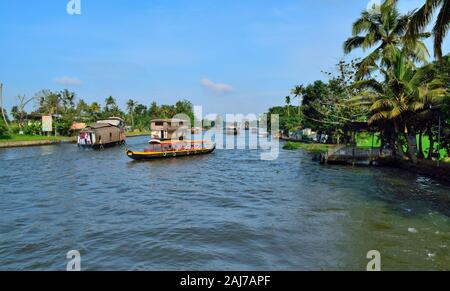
(344, 0), (430, 80)
(61, 89), (75, 113)
(353, 49), (448, 162)
(89, 102), (101, 121)
(0, 83), (9, 129)
(105, 96), (117, 112)
(399, 0), (449, 60)
(291, 85), (305, 116)
(126, 99), (137, 130)
(285, 96), (291, 117)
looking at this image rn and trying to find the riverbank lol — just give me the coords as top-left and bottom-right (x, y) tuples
(284, 141), (450, 183)
(0, 135), (76, 148)
(283, 141), (332, 153)
(0, 132), (152, 149)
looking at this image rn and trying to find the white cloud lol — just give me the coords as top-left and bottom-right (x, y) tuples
(54, 76), (83, 86)
(200, 79), (234, 93)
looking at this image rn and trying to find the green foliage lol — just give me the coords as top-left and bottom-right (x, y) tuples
(0, 120), (9, 138)
(55, 117), (74, 136)
(282, 141), (330, 153)
(24, 122), (42, 136)
(267, 106), (302, 132)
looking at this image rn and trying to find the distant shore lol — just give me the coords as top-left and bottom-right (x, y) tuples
(0, 132), (151, 149)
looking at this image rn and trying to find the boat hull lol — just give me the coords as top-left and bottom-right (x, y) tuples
(78, 140), (126, 150)
(126, 146), (216, 161)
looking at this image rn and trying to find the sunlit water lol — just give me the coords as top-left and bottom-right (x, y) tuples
(0, 134), (449, 270)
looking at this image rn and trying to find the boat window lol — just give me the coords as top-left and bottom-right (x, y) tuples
(155, 122), (164, 126)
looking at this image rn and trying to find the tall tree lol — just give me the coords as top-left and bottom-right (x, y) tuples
(105, 96), (117, 112)
(0, 83), (9, 129)
(126, 99), (137, 130)
(14, 95), (35, 129)
(285, 96), (291, 117)
(61, 89), (76, 113)
(353, 49), (448, 162)
(403, 0), (450, 60)
(291, 85), (305, 116)
(344, 0), (430, 80)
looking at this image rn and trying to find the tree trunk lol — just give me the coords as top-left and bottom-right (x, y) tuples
(427, 127), (434, 160)
(0, 83), (10, 129)
(405, 126), (418, 164)
(417, 129), (424, 159)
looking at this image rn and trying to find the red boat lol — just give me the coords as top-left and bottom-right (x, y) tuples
(126, 139), (216, 161)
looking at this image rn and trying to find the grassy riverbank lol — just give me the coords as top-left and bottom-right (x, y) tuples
(0, 131), (151, 149)
(283, 141), (331, 153)
(0, 134), (74, 143)
(125, 131), (152, 137)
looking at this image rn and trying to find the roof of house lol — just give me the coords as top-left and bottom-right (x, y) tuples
(85, 123), (116, 130)
(151, 118), (187, 123)
(70, 123), (86, 130)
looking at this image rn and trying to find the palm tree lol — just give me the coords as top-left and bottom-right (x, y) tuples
(353, 49), (448, 162)
(0, 83), (9, 129)
(344, 0), (430, 80)
(105, 96), (117, 112)
(61, 89), (75, 113)
(126, 99), (137, 130)
(285, 96), (291, 117)
(291, 85), (305, 116)
(36, 90), (61, 115)
(76, 99), (88, 119)
(89, 102), (101, 121)
(400, 0), (449, 60)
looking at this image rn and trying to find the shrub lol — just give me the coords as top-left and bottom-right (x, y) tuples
(24, 122), (42, 135)
(0, 121), (10, 138)
(55, 118), (73, 136)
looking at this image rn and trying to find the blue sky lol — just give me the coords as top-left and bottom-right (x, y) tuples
(0, 0), (448, 115)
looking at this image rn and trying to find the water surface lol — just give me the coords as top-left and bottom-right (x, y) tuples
(0, 135), (449, 270)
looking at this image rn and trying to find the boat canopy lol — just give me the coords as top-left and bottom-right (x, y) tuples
(149, 139), (162, 144)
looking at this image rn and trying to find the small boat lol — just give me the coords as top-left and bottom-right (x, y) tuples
(126, 139), (216, 161)
(226, 126), (240, 136)
(258, 130), (269, 138)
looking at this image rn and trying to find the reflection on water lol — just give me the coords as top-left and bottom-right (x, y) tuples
(0, 135), (449, 270)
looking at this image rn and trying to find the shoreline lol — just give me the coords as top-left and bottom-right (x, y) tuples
(0, 133), (151, 149)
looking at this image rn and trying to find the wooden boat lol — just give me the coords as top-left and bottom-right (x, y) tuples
(126, 139), (216, 161)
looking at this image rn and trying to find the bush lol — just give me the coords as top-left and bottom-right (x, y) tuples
(24, 122), (42, 135)
(55, 118), (73, 136)
(0, 121), (10, 138)
(283, 141), (302, 150)
(9, 123), (22, 134)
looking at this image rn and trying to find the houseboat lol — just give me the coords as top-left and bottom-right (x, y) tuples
(77, 117), (126, 149)
(126, 139), (216, 160)
(225, 125), (241, 136)
(150, 119), (189, 140)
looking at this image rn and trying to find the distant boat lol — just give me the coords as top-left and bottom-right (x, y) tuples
(78, 117), (126, 149)
(126, 140), (216, 161)
(258, 130), (269, 138)
(225, 126), (240, 136)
